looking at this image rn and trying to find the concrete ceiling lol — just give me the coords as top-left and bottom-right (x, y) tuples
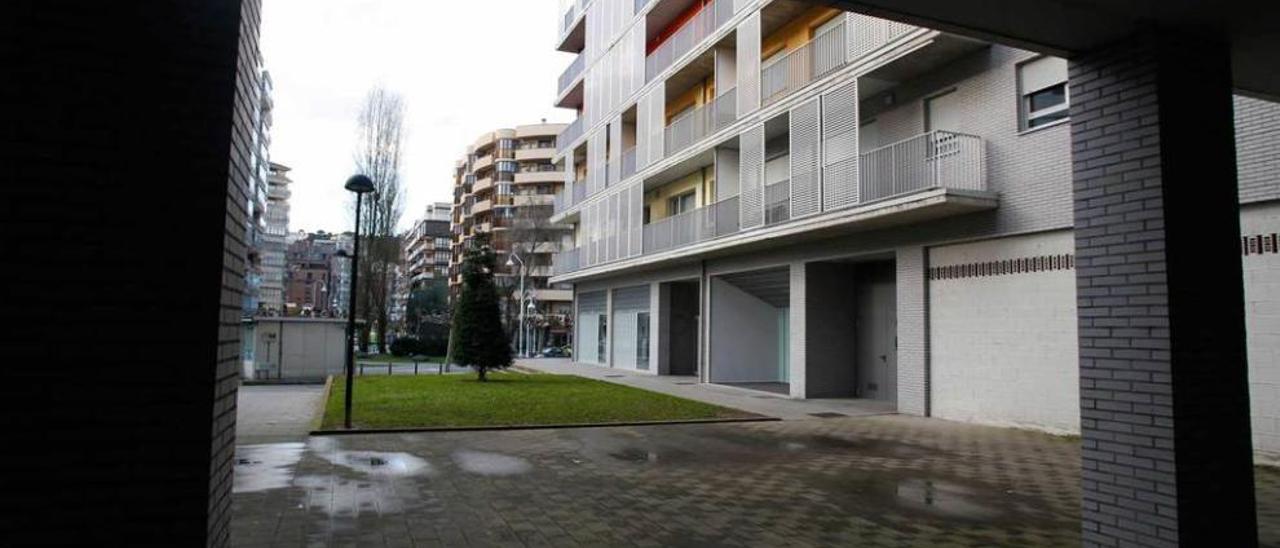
(825, 0), (1280, 100)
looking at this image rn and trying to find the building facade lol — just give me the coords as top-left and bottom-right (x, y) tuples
(284, 231), (346, 316)
(549, 0), (1280, 450)
(450, 123), (576, 350)
(405, 203), (453, 287)
(242, 68), (273, 318)
(259, 161), (292, 314)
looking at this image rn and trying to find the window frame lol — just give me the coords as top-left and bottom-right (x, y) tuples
(1016, 55), (1071, 132)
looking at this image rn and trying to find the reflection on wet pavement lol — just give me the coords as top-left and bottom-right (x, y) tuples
(230, 416), (1280, 547)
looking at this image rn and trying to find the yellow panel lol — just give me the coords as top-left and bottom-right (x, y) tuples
(761, 6), (841, 60)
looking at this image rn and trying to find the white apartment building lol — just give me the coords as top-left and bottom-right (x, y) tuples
(259, 161), (292, 314)
(549, 0), (1280, 450)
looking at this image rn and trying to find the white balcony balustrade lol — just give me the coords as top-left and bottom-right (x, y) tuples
(762, 19), (848, 105)
(663, 87), (737, 157)
(858, 130), (986, 202)
(556, 117), (585, 153)
(645, 0), (736, 82)
(557, 54), (586, 96)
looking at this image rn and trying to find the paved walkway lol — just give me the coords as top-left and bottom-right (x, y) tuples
(229, 414), (1280, 546)
(236, 384), (327, 445)
(517, 358), (897, 420)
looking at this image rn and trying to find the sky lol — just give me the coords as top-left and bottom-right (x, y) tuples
(261, 0), (574, 233)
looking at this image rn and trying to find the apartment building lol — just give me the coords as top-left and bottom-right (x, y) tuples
(259, 161), (292, 315)
(405, 202), (453, 287)
(449, 123), (576, 349)
(549, 0), (1280, 446)
(242, 68), (273, 318)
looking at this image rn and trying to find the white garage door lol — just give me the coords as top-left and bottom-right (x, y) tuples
(1243, 203), (1280, 458)
(928, 230), (1079, 434)
(577, 291), (607, 365)
(611, 286), (651, 371)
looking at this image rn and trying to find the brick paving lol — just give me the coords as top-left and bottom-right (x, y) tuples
(231, 415), (1280, 547)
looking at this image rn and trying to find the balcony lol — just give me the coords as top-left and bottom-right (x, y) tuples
(557, 54), (586, 97)
(859, 130), (986, 199)
(621, 147), (638, 180)
(473, 199), (493, 214)
(473, 177), (494, 193)
(761, 18), (848, 105)
(663, 87), (736, 157)
(641, 196), (740, 255)
(515, 147), (557, 161)
(556, 117), (585, 153)
(514, 170), (563, 184)
(554, 179), (588, 213)
(473, 154), (494, 172)
(645, 0), (735, 82)
(553, 247), (581, 275)
(513, 194), (555, 207)
(556, 0), (586, 53)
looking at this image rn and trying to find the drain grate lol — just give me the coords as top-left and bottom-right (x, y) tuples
(604, 375), (625, 378)
(809, 412), (849, 418)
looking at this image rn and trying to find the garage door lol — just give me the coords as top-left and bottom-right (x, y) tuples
(577, 291), (607, 364)
(611, 286), (651, 371)
(928, 230), (1079, 433)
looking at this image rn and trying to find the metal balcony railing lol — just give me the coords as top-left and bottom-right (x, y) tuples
(848, 15), (918, 61)
(558, 54), (586, 95)
(621, 147), (637, 180)
(556, 117), (585, 153)
(764, 179), (790, 225)
(645, 0), (736, 82)
(762, 19), (847, 105)
(641, 195), (741, 255)
(858, 130), (986, 201)
(553, 179), (588, 214)
(553, 247), (581, 275)
(663, 87), (737, 157)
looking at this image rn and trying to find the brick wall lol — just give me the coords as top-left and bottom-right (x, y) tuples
(895, 247), (929, 415)
(0, 1), (256, 545)
(1243, 202), (1280, 459)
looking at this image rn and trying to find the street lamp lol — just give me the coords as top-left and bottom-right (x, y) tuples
(526, 299), (537, 357)
(342, 174), (375, 429)
(505, 251), (527, 358)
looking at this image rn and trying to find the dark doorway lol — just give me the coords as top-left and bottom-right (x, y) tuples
(664, 281), (700, 376)
(854, 261), (897, 403)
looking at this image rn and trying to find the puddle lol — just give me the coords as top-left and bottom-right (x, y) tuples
(894, 478), (1001, 520)
(232, 442), (305, 493)
(452, 450), (532, 476)
(308, 437), (433, 478)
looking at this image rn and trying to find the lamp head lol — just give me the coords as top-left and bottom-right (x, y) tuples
(344, 174), (375, 194)
(505, 256), (515, 267)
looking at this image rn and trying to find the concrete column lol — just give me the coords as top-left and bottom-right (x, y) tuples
(651, 282), (667, 374)
(788, 262), (807, 398)
(896, 246), (929, 416)
(1070, 33), (1255, 546)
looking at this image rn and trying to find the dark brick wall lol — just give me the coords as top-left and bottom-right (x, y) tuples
(1070, 33), (1256, 546)
(0, 1), (255, 545)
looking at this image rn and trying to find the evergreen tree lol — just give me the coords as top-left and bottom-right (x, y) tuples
(447, 235), (512, 381)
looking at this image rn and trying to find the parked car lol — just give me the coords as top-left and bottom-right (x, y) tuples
(539, 346), (567, 358)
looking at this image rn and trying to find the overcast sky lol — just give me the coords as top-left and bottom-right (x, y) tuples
(261, 0), (573, 233)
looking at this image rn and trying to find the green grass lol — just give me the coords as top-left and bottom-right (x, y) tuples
(357, 354), (443, 363)
(321, 372), (754, 429)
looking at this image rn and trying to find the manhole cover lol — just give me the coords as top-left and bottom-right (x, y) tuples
(809, 412), (848, 418)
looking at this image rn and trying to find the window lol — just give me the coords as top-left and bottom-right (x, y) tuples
(1018, 56), (1069, 130)
(668, 191), (696, 215)
(636, 312), (650, 370)
(597, 315), (608, 363)
(497, 160), (517, 173)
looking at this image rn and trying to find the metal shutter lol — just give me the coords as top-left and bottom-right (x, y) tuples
(610, 285), (650, 370)
(629, 182), (643, 256)
(822, 80), (860, 210)
(739, 124), (765, 229)
(789, 98), (822, 218)
(645, 84), (665, 167)
(577, 290), (607, 364)
(735, 12), (760, 117)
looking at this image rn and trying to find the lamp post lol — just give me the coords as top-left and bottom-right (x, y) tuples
(505, 251), (526, 358)
(526, 299), (537, 357)
(342, 174), (375, 429)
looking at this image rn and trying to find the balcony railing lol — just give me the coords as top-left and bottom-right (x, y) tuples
(621, 146), (637, 180)
(553, 247), (581, 275)
(554, 179), (587, 214)
(641, 196), (741, 255)
(664, 87), (737, 157)
(556, 117), (585, 153)
(764, 179), (789, 225)
(848, 16), (918, 61)
(558, 54), (586, 95)
(858, 130), (986, 201)
(762, 19), (847, 105)
(645, 0), (736, 82)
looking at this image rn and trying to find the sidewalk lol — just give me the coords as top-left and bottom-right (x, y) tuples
(517, 358), (896, 420)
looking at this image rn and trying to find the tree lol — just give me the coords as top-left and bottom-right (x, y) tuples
(406, 279), (450, 356)
(352, 86), (407, 353)
(448, 234), (512, 381)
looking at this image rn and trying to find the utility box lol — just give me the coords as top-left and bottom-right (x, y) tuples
(247, 317), (350, 381)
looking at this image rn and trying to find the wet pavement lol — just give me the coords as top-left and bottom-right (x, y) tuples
(232, 415), (1087, 546)
(236, 384), (326, 445)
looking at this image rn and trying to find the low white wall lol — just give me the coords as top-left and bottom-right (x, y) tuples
(928, 230), (1080, 434)
(252, 318), (347, 380)
(1243, 202), (1280, 459)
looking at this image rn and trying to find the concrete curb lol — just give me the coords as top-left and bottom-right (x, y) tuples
(309, 375), (334, 432)
(309, 416), (778, 436)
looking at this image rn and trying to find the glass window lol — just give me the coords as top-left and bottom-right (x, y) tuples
(597, 315), (608, 363)
(668, 191), (696, 215)
(636, 312), (650, 370)
(1018, 56), (1069, 130)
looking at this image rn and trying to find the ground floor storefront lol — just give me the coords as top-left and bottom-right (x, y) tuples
(569, 200), (1280, 458)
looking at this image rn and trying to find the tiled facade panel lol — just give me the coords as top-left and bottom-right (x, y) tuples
(895, 247), (929, 416)
(822, 80), (859, 209)
(862, 45), (1074, 235)
(1236, 95), (1280, 204)
(789, 99), (822, 218)
(1243, 202), (1280, 458)
(929, 231), (1080, 433)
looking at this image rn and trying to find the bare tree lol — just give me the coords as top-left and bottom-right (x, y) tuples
(352, 86), (407, 353)
(505, 204), (561, 349)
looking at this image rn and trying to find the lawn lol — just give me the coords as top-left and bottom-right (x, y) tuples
(321, 372), (754, 429)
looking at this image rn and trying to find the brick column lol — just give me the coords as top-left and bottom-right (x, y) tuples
(896, 246), (929, 416)
(1070, 33), (1256, 546)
